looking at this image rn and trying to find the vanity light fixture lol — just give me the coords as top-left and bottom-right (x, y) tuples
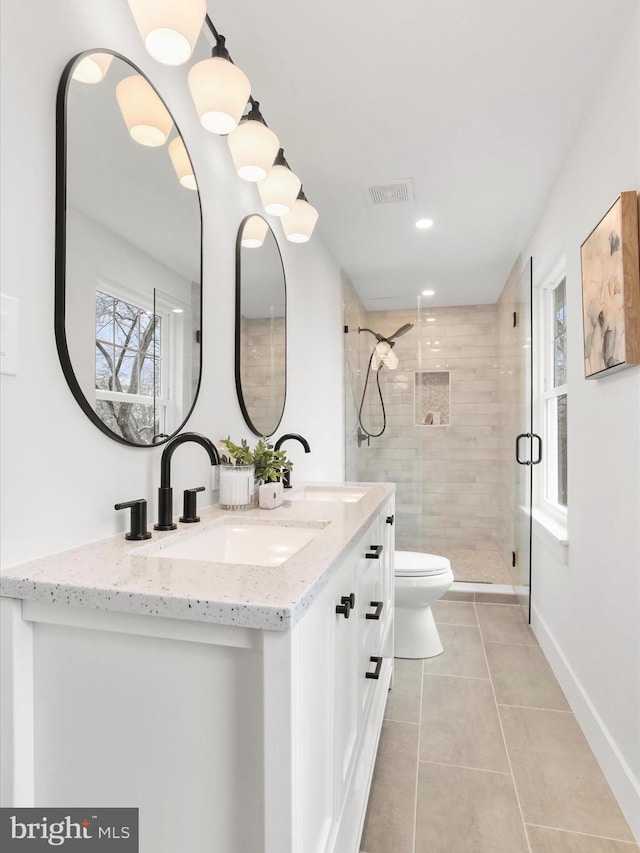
(228, 101), (280, 182)
(188, 33), (251, 135)
(116, 74), (173, 147)
(416, 218), (434, 229)
(258, 149), (301, 217)
(168, 136), (197, 189)
(72, 53), (113, 84)
(126, 0), (206, 66)
(241, 215), (269, 248)
(282, 188), (319, 243)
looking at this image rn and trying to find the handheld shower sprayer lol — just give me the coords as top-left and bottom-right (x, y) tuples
(356, 322), (415, 439)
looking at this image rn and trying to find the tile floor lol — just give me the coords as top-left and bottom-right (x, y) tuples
(360, 600), (638, 853)
(438, 548), (513, 585)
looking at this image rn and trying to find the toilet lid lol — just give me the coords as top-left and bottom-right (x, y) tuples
(394, 550), (452, 577)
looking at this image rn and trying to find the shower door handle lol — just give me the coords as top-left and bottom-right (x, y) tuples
(515, 433), (531, 465)
(531, 434), (543, 465)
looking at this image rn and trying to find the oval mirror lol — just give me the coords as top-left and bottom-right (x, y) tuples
(55, 51), (202, 446)
(235, 215), (286, 436)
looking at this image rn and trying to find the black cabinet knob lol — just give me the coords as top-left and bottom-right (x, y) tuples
(366, 545), (383, 559)
(386, 514), (395, 525)
(336, 592), (355, 619)
(180, 486), (205, 523)
(114, 499), (151, 541)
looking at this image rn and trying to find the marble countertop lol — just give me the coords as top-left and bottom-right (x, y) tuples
(0, 482), (394, 631)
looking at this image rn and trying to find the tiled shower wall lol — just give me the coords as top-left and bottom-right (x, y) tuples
(344, 283), (512, 581)
(239, 315), (286, 432)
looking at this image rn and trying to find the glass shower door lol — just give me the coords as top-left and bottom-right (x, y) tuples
(511, 257), (534, 619)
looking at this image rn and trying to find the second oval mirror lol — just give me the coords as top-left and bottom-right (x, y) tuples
(235, 215), (286, 436)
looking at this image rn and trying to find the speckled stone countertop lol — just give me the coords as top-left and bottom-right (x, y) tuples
(0, 482), (394, 631)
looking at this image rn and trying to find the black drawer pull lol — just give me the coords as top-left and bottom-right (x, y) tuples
(366, 601), (383, 620)
(366, 656), (383, 680)
(386, 515), (395, 525)
(366, 545), (383, 559)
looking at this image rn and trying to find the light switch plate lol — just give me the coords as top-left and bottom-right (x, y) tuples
(0, 294), (19, 375)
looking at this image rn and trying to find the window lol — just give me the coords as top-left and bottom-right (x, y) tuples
(539, 274), (568, 514)
(95, 290), (166, 444)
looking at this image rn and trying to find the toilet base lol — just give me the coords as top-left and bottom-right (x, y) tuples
(394, 605), (443, 659)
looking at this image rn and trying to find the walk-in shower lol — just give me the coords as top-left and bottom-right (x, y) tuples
(344, 273), (532, 594)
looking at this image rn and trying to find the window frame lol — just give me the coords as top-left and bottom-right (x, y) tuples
(94, 277), (184, 441)
(535, 259), (568, 525)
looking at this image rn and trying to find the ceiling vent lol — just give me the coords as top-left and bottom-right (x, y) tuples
(368, 178), (414, 206)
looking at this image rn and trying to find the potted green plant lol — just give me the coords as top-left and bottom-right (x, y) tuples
(220, 436), (293, 484)
(219, 437), (293, 509)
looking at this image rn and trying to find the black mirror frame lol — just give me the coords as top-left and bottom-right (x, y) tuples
(234, 215), (287, 437)
(54, 49), (204, 447)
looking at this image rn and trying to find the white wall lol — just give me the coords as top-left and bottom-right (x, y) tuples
(0, 0), (345, 568)
(526, 10), (640, 837)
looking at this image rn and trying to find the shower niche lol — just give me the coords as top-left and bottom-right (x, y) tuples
(414, 370), (450, 426)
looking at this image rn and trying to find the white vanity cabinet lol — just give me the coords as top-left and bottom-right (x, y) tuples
(1, 488), (395, 853)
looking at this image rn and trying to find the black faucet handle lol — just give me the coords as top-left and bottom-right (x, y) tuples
(180, 486), (206, 523)
(114, 499), (152, 541)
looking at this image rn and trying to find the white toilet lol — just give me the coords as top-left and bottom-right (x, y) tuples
(394, 551), (454, 659)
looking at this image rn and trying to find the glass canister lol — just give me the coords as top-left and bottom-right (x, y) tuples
(219, 464), (255, 510)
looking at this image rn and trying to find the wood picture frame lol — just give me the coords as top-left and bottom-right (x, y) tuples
(581, 191), (640, 378)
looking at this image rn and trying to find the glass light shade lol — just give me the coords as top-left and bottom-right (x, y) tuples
(168, 137), (197, 190)
(188, 57), (251, 135)
(282, 197), (319, 242)
(241, 215), (269, 248)
(228, 120), (280, 182)
(72, 53), (113, 84)
(116, 74), (173, 146)
(258, 166), (301, 217)
(126, 0), (206, 65)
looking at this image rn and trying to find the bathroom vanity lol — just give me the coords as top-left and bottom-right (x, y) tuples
(0, 483), (395, 853)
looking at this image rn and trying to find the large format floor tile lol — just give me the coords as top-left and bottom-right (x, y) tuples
(485, 641), (570, 710)
(420, 674), (509, 771)
(527, 825), (640, 852)
(476, 603), (537, 645)
(361, 721), (419, 853)
(415, 762), (529, 853)
(422, 624), (489, 679)
(500, 706), (634, 841)
(385, 659), (423, 723)
(431, 599), (478, 626)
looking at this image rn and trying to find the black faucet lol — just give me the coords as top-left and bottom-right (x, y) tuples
(273, 433), (311, 489)
(154, 432), (220, 530)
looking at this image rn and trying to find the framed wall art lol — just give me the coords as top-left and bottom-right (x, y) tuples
(581, 191), (640, 378)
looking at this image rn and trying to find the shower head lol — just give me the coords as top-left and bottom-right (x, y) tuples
(387, 322), (414, 341)
(358, 322), (415, 344)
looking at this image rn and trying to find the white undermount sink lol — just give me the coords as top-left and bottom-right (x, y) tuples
(137, 519), (328, 567)
(289, 485), (368, 503)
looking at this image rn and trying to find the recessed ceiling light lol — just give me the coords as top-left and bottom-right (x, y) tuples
(416, 218), (434, 229)
(422, 289), (435, 297)
(426, 317), (436, 322)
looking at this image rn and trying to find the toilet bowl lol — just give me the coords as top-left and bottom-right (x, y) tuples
(394, 551), (454, 659)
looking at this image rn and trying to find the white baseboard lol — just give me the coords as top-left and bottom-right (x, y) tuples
(531, 603), (640, 842)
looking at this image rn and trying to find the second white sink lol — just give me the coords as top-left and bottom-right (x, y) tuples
(289, 485), (367, 503)
(142, 519), (327, 567)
